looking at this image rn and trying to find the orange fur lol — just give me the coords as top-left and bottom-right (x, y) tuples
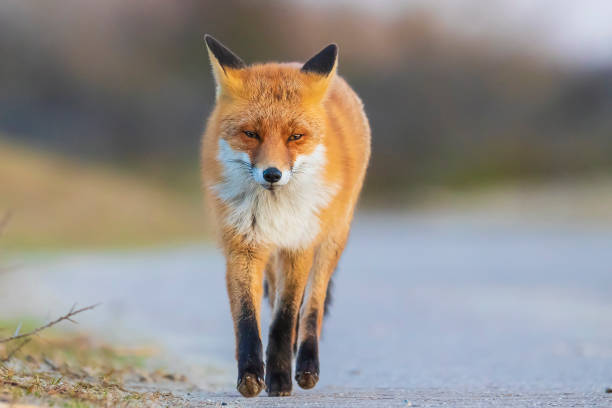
(201, 36), (370, 397)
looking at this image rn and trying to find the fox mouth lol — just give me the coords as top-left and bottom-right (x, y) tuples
(261, 183), (278, 191)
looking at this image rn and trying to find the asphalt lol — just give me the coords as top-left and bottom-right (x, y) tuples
(2, 212), (611, 406)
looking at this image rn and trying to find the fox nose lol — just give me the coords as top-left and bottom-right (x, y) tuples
(263, 167), (282, 183)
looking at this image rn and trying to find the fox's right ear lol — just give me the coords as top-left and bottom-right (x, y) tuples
(204, 34), (245, 98)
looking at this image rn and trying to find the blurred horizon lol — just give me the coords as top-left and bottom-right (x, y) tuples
(1, 0), (612, 248)
(1, 4), (611, 406)
(305, 0), (612, 68)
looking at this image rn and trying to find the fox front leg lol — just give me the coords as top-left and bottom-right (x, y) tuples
(265, 248), (313, 396)
(296, 236), (345, 390)
(225, 242), (270, 397)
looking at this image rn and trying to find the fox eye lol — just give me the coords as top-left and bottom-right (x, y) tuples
(288, 133), (304, 142)
(243, 130), (259, 139)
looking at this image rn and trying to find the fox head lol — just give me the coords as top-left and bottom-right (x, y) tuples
(204, 35), (338, 190)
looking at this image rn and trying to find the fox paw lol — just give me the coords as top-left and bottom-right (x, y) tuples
(295, 370), (319, 389)
(237, 373), (265, 397)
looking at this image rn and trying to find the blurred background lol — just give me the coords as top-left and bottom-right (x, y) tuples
(1, 1), (611, 404)
(2, 0), (612, 248)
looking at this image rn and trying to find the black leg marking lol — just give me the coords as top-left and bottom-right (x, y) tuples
(293, 316), (299, 355)
(265, 305), (295, 396)
(236, 301), (265, 397)
(295, 310), (320, 390)
(324, 272), (336, 317)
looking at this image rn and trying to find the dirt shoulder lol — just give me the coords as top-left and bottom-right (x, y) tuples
(0, 317), (196, 407)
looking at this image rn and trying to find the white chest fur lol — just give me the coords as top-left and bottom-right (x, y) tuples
(212, 140), (337, 249)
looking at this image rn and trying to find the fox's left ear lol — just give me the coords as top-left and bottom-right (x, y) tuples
(302, 44), (338, 76)
(204, 34), (245, 98)
(301, 44), (338, 101)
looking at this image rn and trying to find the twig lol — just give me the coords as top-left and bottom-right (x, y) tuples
(1, 338), (31, 362)
(43, 356), (59, 371)
(0, 304), (100, 344)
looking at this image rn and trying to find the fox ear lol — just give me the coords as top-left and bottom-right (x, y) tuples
(204, 34), (245, 97)
(301, 44), (338, 102)
(302, 44), (338, 77)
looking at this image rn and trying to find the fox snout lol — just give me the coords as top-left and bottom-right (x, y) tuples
(252, 166), (291, 188)
(263, 167), (282, 183)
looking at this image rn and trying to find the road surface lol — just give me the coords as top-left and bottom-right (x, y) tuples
(1, 213), (611, 406)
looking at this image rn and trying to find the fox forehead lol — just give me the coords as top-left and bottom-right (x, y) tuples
(219, 62), (331, 108)
(229, 63), (307, 101)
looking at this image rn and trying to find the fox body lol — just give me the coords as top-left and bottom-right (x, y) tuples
(201, 35), (370, 397)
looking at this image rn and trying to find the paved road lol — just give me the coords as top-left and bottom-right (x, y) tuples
(2, 213), (612, 406)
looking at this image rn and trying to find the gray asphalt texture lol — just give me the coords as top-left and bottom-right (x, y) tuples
(2, 213), (611, 406)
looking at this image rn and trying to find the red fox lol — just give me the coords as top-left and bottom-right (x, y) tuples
(201, 35), (371, 397)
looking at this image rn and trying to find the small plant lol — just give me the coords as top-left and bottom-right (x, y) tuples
(0, 212), (189, 407)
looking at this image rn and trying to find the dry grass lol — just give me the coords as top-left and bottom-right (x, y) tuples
(363, 173), (612, 227)
(413, 175), (612, 225)
(0, 215), (194, 407)
(0, 319), (192, 407)
(0, 138), (206, 250)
